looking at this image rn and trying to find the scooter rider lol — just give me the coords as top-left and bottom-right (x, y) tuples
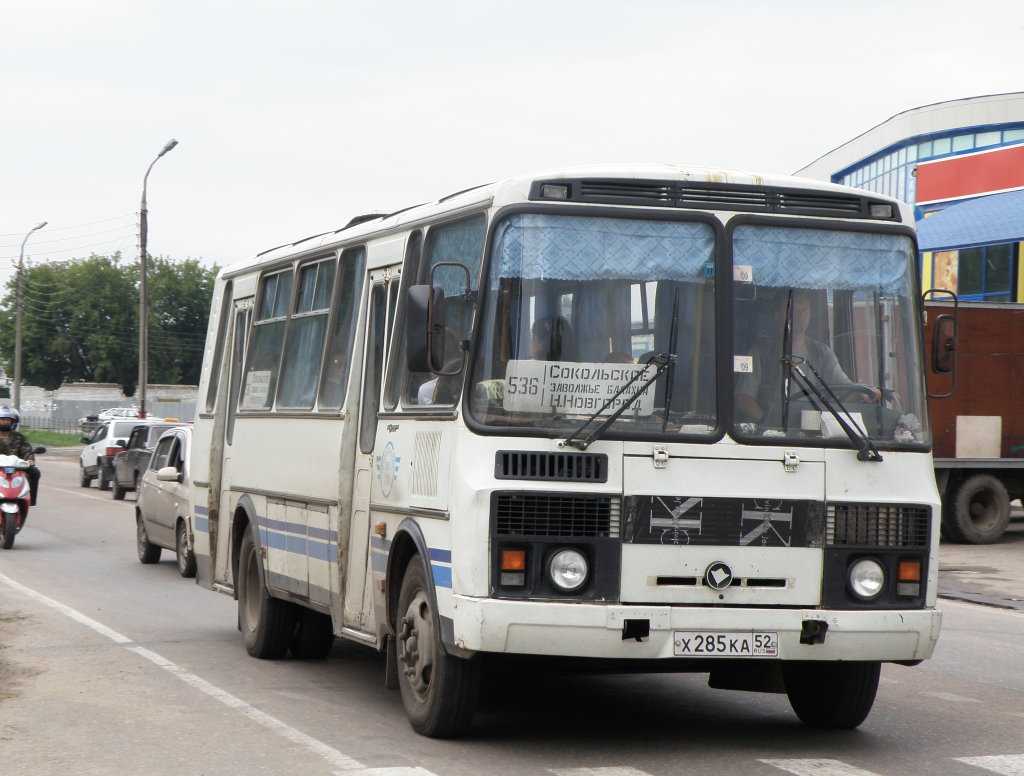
(0, 408), (39, 506)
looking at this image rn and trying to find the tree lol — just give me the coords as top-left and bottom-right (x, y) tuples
(146, 256), (217, 385)
(0, 253), (218, 393)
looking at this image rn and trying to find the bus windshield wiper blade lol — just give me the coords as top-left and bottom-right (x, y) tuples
(784, 356), (883, 462)
(560, 353), (676, 451)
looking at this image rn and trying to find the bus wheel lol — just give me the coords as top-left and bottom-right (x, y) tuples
(238, 528), (296, 659)
(944, 474), (1010, 544)
(783, 661), (880, 729)
(396, 558), (480, 738)
(290, 609), (334, 659)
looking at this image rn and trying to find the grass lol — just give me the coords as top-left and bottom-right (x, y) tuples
(25, 429), (82, 447)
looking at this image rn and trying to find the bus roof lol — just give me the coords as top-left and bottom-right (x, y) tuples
(226, 163), (908, 273)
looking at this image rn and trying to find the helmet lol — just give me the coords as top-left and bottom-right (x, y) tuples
(0, 407), (19, 431)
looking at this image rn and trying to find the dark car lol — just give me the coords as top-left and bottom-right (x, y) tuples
(111, 422), (188, 500)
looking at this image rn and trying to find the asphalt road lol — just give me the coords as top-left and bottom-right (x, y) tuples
(2, 451), (1024, 776)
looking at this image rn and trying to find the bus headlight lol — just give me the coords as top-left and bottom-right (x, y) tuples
(848, 558), (885, 600)
(548, 548), (588, 593)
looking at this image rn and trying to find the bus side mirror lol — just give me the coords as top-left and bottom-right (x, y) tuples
(406, 284), (447, 373)
(932, 314), (955, 374)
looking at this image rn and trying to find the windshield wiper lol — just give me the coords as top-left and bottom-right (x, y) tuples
(783, 356), (883, 462)
(560, 353), (676, 451)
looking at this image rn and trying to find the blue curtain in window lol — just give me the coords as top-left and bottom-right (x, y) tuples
(732, 225), (913, 293)
(493, 214), (714, 281)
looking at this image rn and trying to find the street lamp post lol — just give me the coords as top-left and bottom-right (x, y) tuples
(138, 138), (178, 419)
(13, 221), (47, 411)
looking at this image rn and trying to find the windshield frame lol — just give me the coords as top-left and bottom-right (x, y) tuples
(464, 203), (726, 443)
(724, 215), (930, 454)
(464, 205), (931, 454)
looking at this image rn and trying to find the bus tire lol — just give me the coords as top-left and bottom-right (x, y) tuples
(396, 558), (480, 738)
(783, 661), (880, 729)
(238, 527), (296, 659)
(944, 474), (1010, 544)
(289, 609), (334, 659)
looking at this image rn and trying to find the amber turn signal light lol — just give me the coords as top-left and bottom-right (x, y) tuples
(500, 549), (526, 571)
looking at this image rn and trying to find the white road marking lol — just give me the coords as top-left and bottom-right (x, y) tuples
(956, 755), (1024, 775)
(0, 572), (366, 772)
(760, 760), (884, 776)
(337, 770), (441, 776)
(921, 691), (982, 703)
(550, 769), (653, 776)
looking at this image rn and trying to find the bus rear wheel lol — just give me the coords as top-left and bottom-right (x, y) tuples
(783, 661), (880, 729)
(395, 558), (480, 738)
(238, 527), (296, 659)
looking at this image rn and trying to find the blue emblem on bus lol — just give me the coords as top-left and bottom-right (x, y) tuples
(375, 442), (401, 498)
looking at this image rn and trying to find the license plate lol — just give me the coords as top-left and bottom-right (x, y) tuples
(673, 631), (779, 657)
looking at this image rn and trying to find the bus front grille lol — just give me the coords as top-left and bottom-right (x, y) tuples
(826, 503), (930, 547)
(495, 451), (608, 482)
(529, 178), (899, 221)
(493, 492), (620, 538)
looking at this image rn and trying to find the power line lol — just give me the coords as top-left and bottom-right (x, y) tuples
(0, 214), (135, 239)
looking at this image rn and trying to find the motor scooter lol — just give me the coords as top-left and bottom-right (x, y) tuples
(0, 453), (33, 549)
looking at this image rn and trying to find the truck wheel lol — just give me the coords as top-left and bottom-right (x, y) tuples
(944, 474), (1010, 544)
(112, 481), (126, 500)
(395, 557), (480, 737)
(783, 661), (880, 729)
(238, 527), (296, 659)
(176, 520), (197, 578)
(289, 609), (335, 659)
(136, 514), (162, 564)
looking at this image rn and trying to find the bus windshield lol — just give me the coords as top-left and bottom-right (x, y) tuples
(731, 224), (930, 447)
(469, 212), (718, 438)
(469, 213), (929, 450)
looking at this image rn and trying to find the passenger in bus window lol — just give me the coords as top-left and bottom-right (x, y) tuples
(416, 328), (463, 405)
(735, 290), (880, 423)
(530, 315), (576, 361)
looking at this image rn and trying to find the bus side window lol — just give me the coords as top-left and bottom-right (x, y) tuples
(359, 283), (388, 453)
(320, 247), (366, 410)
(241, 268), (293, 409)
(204, 280), (233, 413)
(384, 232), (423, 410)
(277, 257), (335, 409)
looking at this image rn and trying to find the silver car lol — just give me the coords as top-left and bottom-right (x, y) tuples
(135, 426), (196, 577)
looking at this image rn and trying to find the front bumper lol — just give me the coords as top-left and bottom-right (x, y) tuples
(449, 596), (942, 663)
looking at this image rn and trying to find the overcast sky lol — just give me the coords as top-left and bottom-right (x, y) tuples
(3, 0), (1023, 283)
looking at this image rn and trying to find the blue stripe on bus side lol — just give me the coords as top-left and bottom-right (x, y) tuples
(226, 516), (451, 584)
(194, 515), (209, 532)
(432, 564), (452, 589)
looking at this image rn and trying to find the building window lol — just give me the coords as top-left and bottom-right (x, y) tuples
(934, 243), (1017, 302)
(975, 131), (1001, 148)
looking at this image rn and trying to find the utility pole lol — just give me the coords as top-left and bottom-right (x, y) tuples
(138, 138), (178, 418)
(13, 221), (47, 411)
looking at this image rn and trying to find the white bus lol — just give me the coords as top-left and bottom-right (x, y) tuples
(192, 164), (942, 737)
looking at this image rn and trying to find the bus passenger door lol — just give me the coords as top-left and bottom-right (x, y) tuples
(345, 269), (398, 630)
